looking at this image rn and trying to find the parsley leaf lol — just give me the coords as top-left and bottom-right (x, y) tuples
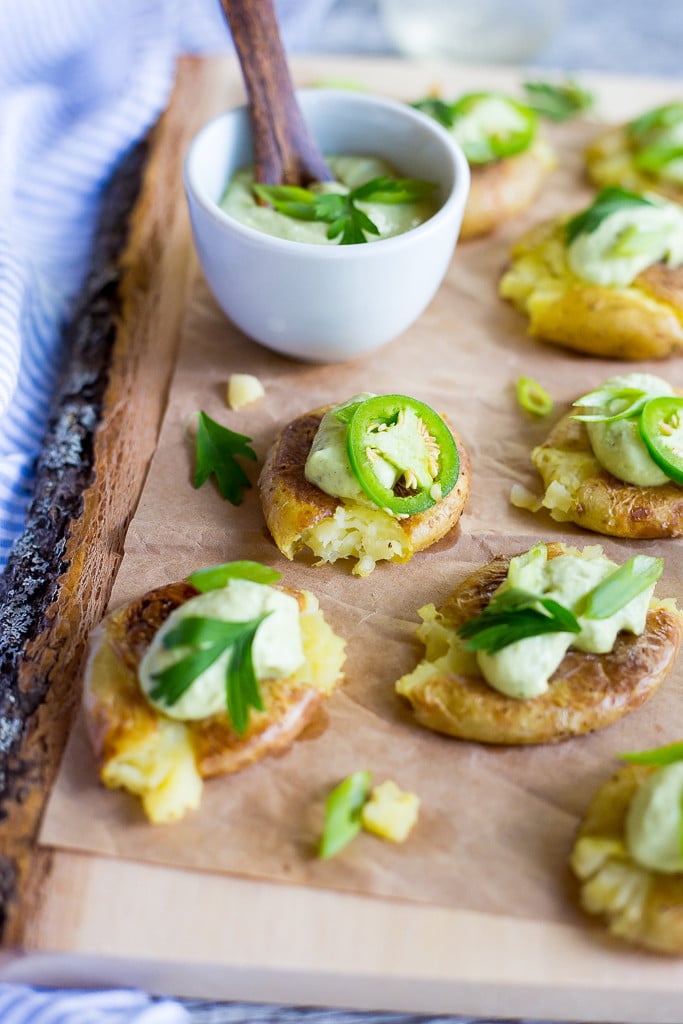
(565, 187), (656, 246)
(150, 613), (269, 735)
(411, 97), (457, 129)
(194, 410), (257, 505)
(628, 102), (683, 141)
(458, 588), (580, 655)
(253, 175), (437, 245)
(522, 80), (594, 122)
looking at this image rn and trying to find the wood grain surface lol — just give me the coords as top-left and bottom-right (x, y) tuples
(0, 56), (212, 946)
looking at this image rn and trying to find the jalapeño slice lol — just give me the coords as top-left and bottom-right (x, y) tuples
(639, 396), (683, 484)
(346, 395), (459, 516)
(450, 92), (537, 165)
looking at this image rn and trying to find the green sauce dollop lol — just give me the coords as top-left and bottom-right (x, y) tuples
(220, 156), (437, 245)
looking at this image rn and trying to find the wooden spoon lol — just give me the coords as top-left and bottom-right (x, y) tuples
(218, 0), (334, 186)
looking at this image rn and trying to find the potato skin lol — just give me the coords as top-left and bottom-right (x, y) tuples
(84, 581), (324, 780)
(258, 405), (472, 564)
(572, 763), (683, 954)
(500, 218), (683, 359)
(460, 142), (556, 240)
(398, 544), (683, 745)
(532, 411), (683, 539)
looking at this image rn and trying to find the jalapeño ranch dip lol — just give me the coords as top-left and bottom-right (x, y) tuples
(220, 156), (438, 245)
(139, 579), (304, 721)
(473, 544), (657, 701)
(626, 761), (683, 874)
(574, 372), (683, 487)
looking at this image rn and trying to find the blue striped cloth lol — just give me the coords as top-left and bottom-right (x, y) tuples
(0, 0), (334, 568)
(0, 984), (190, 1023)
(0, 0), (330, 1018)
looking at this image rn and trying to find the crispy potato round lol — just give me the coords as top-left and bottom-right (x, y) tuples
(258, 406), (472, 576)
(586, 122), (683, 205)
(499, 217), (683, 359)
(84, 580), (345, 821)
(571, 762), (683, 954)
(460, 140), (557, 240)
(396, 543), (683, 745)
(531, 410), (683, 538)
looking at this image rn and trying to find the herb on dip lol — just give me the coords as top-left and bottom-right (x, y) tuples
(221, 156), (437, 245)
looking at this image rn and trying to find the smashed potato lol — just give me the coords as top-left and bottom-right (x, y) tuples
(84, 580), (346, 823)
(500, 217), (683, 359)
(571, 763), (683, 954)
(258, 407), (471, 577)
(396, 543), (682, 745)
(531, 411), (683, 538)
(461, 140), (556, 240)
(586, 123), (683, 206)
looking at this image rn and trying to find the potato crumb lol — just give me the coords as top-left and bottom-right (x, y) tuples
(227, 373), (265, 410)
(509, 483), (542, 512)
(361, 779), (420, 843)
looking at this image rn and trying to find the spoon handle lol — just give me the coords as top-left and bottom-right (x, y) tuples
(219, 0), (334, 185)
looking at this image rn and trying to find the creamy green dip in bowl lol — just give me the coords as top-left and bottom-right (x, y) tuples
(183, 89), (470, 363)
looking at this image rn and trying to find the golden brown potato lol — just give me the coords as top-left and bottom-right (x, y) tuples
(396, 543), (683, 745)
(460, 140), (556, 240)
(571, 762), (683, 954)
(499, 217), (683, 359)
(531, 410), (683, 538)
(83, 580), (346, 822)
(586, 123), (683, 205)
(258, 406), (472, 577)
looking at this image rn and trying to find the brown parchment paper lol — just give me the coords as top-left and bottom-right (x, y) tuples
(41, 63), (683, 928)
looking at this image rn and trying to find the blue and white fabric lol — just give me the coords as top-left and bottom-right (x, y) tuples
(0, 0), (335, 567)
(0, 984), (190, 1023)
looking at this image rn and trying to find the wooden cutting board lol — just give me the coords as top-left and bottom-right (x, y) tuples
(4, 55), (683, 1022)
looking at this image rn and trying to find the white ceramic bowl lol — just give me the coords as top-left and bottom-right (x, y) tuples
(184, 89), (470, 363)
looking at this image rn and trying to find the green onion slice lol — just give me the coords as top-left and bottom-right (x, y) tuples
(516, 376), (553, 416)
(620, 741), (683, 767)
(187, 561), (281, 592)
(581, 556), (663, 620)
(319, 770), (372, 860)
(571, 385), (649, 424)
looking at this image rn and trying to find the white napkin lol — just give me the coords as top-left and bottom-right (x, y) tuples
(0, 0), (334, 566)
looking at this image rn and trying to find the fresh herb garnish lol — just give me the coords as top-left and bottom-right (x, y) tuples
(334, 400), (364, 424)
(522, 80), (594, 122)
(150, 613), (269, 735)
(411, 97), (456, 129)
(193, 410), (257, 505)
(516, 375), (553, 416)
(187, 560), (281, 592)
(565, 187), (656, 246)
(253, 176), (437, 246)
(628, 102), (683, 142)
(458, 588), (581, 655)
(635, 141), (683, 176)
(319, 770), (372, 859)
(581, 555), (663, 620)
(572, 384), (650, 424)
(459, 554), (662, 654)
(620, 741), (683, 767)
